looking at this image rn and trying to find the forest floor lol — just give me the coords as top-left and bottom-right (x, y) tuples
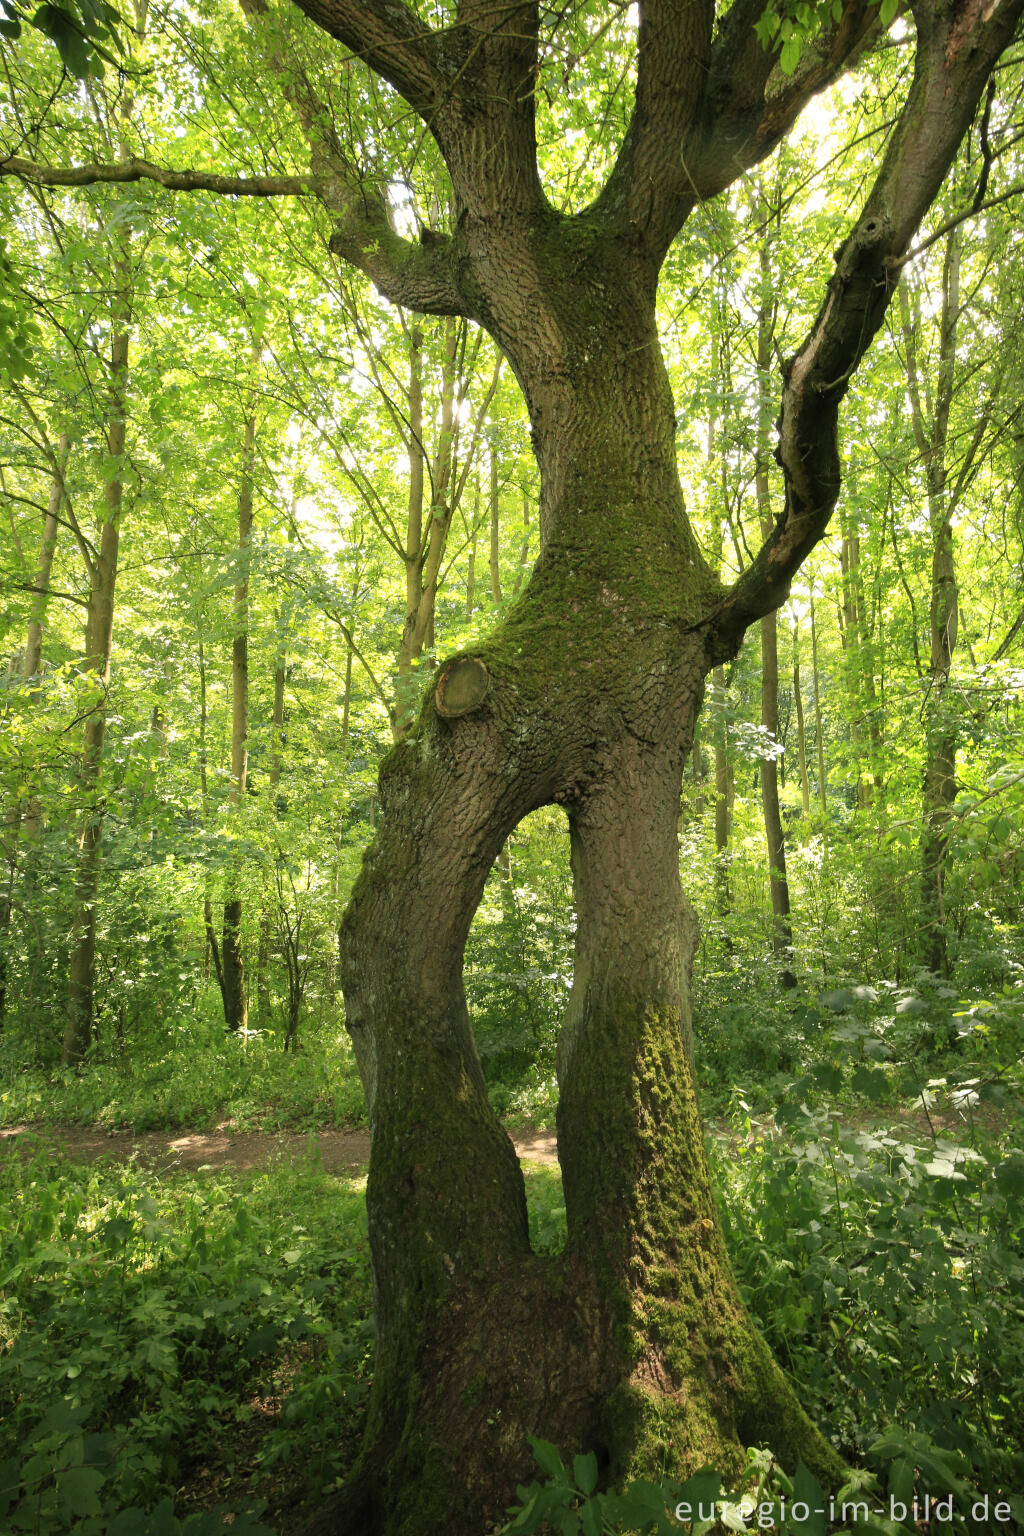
(0, 1105), (994, 1174)
(0, 1121), (560, 1170)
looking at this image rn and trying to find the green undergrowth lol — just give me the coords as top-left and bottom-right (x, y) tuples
(0, 1017), (366, 1132)
(0, 1146), (372, 1533)
(2, 1103), (1022, 1532)
(713, 1107), (1024, 1518)
(692, 967), (1024, 1126)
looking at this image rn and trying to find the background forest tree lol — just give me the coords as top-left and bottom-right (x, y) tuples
(1, 0), (1024, 1533)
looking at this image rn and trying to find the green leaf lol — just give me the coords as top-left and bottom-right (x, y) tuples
(573, 1453), (598, 1496)
(785, 1463), (827, 1535)
(529, 1437), (565, 1480)
(879, 0), (898, 22)
(58, 1465), (105, 1518)
(851, 1065), (889, 1102)
(995, 1152), (1024, 1196)
(579, 1500), (602, 1536)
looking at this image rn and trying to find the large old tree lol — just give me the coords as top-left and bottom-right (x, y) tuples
(4, 0), (1022, 1526)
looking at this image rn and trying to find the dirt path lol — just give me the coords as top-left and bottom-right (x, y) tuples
(0, 1103), (1000, 1179)
(0, 1122), (561, 1173)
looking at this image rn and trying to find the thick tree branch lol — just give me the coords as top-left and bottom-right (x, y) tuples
(703, 0), (1024, 663)
(289, 0), (443, 113)
(0, 154), (320, 195)
(238, 0), (470, 314)
(592, 0), (713, 254)
(324, 183), (467, 314)
(687, 0), (879, 196)
(429, 0), (544, 220)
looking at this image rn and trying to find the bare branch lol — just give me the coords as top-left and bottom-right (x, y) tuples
(0, 154), (320, 196)
(0, 150), (469, 316)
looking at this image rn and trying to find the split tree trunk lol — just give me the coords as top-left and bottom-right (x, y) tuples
(265, 0), (1021, 1525)
(319, 262), (841, 1536)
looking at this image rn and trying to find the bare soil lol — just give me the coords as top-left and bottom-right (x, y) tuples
(0, 1122), (561, 1172)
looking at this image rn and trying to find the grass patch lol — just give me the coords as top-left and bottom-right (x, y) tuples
(0, 1018), (366, 1134)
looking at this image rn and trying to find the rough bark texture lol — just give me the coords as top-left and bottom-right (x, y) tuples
(320, 241), (844, 1533)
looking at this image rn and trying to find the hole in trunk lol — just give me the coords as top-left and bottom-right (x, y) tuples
(465, 807), (573, 1254)
(464, 806), (573, 1118)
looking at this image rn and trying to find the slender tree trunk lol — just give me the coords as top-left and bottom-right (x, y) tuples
(512, 487), (532, 595)
(465, 487), (477, 616)
(197, 639), (226, 1003)
(713, 666), (732, 927)
(902, 235), (963, 975)
(488, 444), (502, 605)
(331, 645), (355, 909)
(760, 613), (796, 985)
(691, 728), (704, 817)
(809, 590), (828, 860)
(257, 642), (286, 1025)
(754, 228), (795, 985)
(793, 623), (811, 820)
(25, 434), (70, 680)
(64, 333), (129, 1065)
(0, 436), (71, 1024)
(222, 371), (257, 1034)
(394, 319), (459, 736)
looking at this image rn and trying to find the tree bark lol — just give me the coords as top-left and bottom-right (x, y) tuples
(257, 644), (287, 1025)
(0, 435), (71, 1025)
(901, 234), (964, 975)
(53, 0), (1005, 1525)
(25, 434), (71, 681)
(488, 441), (502, 605)
(197, 639), (227, 1003)
(760, 612), (796, 985)
(810, 590), (829, 859)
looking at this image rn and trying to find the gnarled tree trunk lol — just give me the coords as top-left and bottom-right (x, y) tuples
(321, 249), (841, 1536)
